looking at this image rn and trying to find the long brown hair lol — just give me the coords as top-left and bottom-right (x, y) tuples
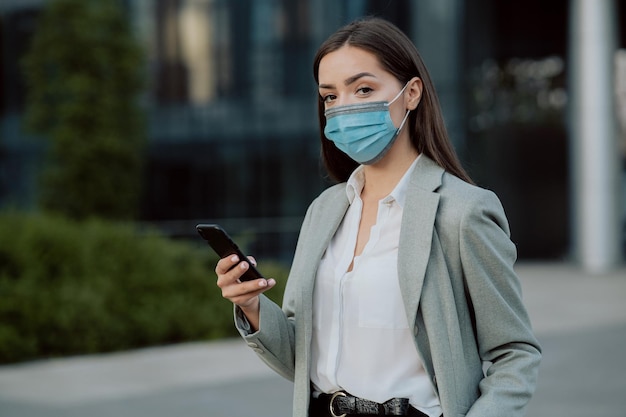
(313, 17), (473, 184)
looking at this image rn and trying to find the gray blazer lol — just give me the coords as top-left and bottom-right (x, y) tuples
(236, 155), (541, 417)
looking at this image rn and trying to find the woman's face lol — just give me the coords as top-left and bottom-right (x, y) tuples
(318, 45), (407, 128)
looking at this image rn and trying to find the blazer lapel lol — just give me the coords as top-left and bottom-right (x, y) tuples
(311, 189), (349, 268)
(398, 156), (443, 330)
(299, 185), (350, 317)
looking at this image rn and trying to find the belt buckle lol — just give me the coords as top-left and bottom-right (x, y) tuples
(329, 391), (348, 417)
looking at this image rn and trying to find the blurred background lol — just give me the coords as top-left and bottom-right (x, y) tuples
(1, 0), (624, 262)
(0, 0), (626, 392)
(0, 1), (625, 416)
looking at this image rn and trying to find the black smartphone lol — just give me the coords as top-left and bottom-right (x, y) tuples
(196, 224), (263, 281)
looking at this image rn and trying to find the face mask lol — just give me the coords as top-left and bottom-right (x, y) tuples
(323, 83), (411, 164)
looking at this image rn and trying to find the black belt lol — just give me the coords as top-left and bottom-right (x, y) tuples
(310, 391), (428, 417)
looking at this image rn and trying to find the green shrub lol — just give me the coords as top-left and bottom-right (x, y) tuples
(22, 0), (146, 220)
(0, 211), (289, 364)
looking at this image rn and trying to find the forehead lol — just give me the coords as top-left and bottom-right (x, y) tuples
(318, 45), (388, 84)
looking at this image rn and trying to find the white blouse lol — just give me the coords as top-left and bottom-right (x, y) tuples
(310, 156), (442, 417)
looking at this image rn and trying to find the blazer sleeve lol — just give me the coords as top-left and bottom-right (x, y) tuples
(459, 190), (542, 417)
(234, 294), (296, 381)
(233, 197), (318, 381)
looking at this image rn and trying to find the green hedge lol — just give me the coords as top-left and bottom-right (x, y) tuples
(0, 211), (289, 364)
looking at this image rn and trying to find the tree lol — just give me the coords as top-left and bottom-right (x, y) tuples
(22, 0), (145, 220)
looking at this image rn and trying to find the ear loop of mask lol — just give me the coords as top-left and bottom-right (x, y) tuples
(396, 109), (411, 134)
(386, 81), (411, 134)
(385, 81), (410, 108)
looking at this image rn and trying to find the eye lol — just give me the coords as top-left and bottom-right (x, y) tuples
(322, 94), (336, 104)
(356, 86), (373, 95)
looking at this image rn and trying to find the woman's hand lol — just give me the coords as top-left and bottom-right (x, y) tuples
(215, 255), (276, 331)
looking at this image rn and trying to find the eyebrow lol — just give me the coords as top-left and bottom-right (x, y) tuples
(318, 72), (377, 90)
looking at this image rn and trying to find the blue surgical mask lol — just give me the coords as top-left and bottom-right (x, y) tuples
(324, 83), (411, 164)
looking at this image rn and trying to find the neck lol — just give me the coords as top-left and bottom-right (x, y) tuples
(361, 145), (418, 201)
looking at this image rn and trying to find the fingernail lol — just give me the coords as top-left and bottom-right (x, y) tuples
(231, 255), (239, 262)
(268, 279), (276, 286)
(258, 280), (267, 287)
(240, 262), (248, 270)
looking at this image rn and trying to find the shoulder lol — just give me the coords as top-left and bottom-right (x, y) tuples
(316, 182), (346, 201)
(306, 182), (346, 214)
(299, 182), (346, 229)
(435, 173), (510, 235)
(410, 155), (499, 207)
(440, 172), (497, 203)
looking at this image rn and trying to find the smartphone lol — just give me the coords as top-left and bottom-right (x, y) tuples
(196, 224), (263, 281)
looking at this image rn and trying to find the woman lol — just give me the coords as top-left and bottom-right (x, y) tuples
(216, 17), (541, 417)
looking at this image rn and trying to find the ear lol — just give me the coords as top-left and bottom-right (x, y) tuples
(404, 77), (423, 110)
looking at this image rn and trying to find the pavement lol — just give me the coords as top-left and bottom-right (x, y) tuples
(0, 262), (625, 417)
